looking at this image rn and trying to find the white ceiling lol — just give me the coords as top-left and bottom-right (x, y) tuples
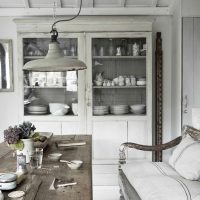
(0, 0), (176, 16)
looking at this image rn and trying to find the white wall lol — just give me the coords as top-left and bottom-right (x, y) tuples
(0, 17), (19, 142)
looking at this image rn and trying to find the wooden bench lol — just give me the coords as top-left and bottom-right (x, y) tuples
(118, 125), (200, 200)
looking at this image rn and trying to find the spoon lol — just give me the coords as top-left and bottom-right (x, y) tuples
(60, 160), (75, 164)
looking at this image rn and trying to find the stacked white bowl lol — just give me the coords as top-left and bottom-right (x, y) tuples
(130, 104), (146, 114)
(93, 106), (109, 115)
(110, 105), (129, 115)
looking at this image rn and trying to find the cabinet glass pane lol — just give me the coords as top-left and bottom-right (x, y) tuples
(92, 38), (147, 116)
(23, 38), (78, 116)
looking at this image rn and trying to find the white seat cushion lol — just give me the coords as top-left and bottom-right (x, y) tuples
(121, 161), (200, 200)
(122, 161), (178, 177)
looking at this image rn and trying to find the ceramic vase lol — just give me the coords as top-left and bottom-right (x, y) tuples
(17, 139), (34, 163)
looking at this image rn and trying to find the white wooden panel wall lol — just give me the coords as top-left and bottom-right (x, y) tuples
(182, 18), (194, 126)
(182, 17), (200, 127)
(193, 18), (200, 106)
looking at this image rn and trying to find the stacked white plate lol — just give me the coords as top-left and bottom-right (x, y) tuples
(93, 106), (109, 115)
(27, 105), (48, 115)
(110, 105), (129, 115)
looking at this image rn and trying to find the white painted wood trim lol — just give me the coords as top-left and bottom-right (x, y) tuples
(92, 115), (147, 121)
(23, 115), (80, 122)
(14, 16), (153, 33)
(1, 7), (171, 17)
(23, 0), (30, 8)
(146, 32), (153, 160)
(119, 0), (126, 7)
(78, 33), (87, 133)
(56, 0), (62, 8)
(152, 0), (158, 7)
(17, 35), (24, 124)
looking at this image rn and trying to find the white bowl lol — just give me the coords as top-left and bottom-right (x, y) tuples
(49, 103), (70, 116)
(48, 153), (62, 161)
(130, 104), (146, 114)
(136, 80), (146, 86)
(67, 160), (83, 170)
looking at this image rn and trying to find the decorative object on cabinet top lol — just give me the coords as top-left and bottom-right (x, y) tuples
(23, 0), (86, 72)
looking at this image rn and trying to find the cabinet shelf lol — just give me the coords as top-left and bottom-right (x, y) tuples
(24, 114), (79, 122)
(24, 86), (66, 89)
(93, 86), (146, 89)
(24, 56), (78, 60)
(93, 56), (146, 59)
(92, 114), (147, 120)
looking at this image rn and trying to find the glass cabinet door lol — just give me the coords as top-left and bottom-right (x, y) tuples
(23, 37), (79, 116)
(91, 36), (148, 116)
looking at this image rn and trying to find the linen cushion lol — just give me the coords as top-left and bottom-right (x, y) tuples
(168, 135), (196, 168)
(121, 161), (200, 200)
(169, 134), (200, 180)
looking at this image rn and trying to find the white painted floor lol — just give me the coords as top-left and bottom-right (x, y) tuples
(93, 186), (120, 200)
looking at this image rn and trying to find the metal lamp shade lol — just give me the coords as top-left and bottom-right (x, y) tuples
(23, 42), (87, 72)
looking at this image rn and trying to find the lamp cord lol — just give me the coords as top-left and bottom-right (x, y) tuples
(51, 0), (82, 32)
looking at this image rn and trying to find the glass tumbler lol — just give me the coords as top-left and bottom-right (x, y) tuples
(29, 148), (43, 169)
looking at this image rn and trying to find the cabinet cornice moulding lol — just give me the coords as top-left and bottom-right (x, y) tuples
(14, 16), (153, 33)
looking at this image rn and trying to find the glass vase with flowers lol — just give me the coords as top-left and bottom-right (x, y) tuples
(4, 121), (36, 163)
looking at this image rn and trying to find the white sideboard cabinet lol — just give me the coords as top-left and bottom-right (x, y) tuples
(15, 16), (153, 200)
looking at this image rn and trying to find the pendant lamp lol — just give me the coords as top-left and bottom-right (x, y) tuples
(23, 0), (86, 72)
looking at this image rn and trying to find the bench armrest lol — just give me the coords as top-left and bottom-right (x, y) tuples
(119, 136), (182, 166)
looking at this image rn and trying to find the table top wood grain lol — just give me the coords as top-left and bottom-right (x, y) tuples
(0, 135), (92, 200)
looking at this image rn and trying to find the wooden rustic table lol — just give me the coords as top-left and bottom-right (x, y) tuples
(0, 135), (92, 200)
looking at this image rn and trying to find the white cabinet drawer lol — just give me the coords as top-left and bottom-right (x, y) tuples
(93, 164), (118, 186)
(31, 121), (61, 135)
(93, 121), (127, 160)
(127, 120), (147, 159)
(93, 186), (119, 200)
(62, 121), (79, 135)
